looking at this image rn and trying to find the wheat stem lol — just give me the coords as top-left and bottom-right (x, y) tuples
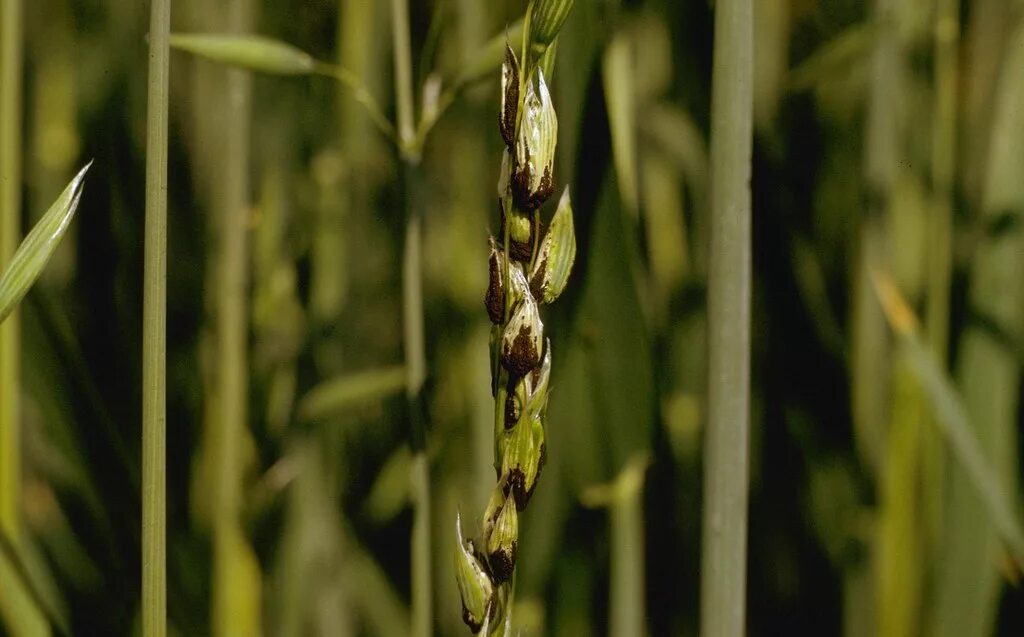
(390, 1), (431, 635)
(700, 0), (753, 635)
(0, 0), (24, 543)
(209, 0), (255, 634)
(142, 0), (170, 634)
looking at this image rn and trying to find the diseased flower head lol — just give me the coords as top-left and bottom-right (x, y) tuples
(485, 493), (519, 584)
(500, 413), (546, 510)
(530, 188), (576, 303)
(498, 343), (549, 509)
(485, 238), (506, 325)
(456, 6), (578, 625)
(489, 324), (502, 397)
(485, 242), (531, 326)
(525, 340), (551, 417)
(501, 205), (535, 262)
(500, 291), (543, 376)
(454, 511), (494, 634)
(512, 69), (557, 211)
(499, 45), (520, 149)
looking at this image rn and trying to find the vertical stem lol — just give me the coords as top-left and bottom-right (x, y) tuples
(862, 3), (915, 635)
(390, 0), (415, 154)
(878, 362), (924, 637)
(927, 0), (958, 364)
(610, 462), (647, 637)
(0, 0), (24, 542)
(700, 0), (753, 635)
(409, 447), (431, 637)
(142, 0), (170, 634)
(922, 0), (959, 587)
(930, 18), (1024, 637)
(852, 0), (899, 482)
(390, 1), (430, 636)
(404, 188), (431, 637)
(212, 0), (253, 634)
(214, 0), (250, 545)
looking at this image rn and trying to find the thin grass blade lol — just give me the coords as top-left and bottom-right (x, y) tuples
(0, 546), (48, 637)
(0, 162), (89, 325)
(297, 366), (406, 422)
(788, 23), (872, 92)
(872, 271), (1024, 566)
(169, 33), (315, 75)
(602, 30), (638, 216)
(0, 529), (69, 635)
(363, 446), (412, 523)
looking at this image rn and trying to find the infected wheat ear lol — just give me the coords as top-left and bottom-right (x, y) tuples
(455, 1), (577, 632)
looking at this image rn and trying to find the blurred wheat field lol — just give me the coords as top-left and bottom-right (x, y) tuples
(0, 0), (1023, 636)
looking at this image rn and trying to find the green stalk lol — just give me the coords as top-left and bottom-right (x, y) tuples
(0, 2), (42, 633)
(214, 0), (251, 544)
(878, 361), (923, 637)
(700, 1), (753, 635)
(390, 1), (430, 636)
(211, 0), (256, 634)
(922, 0), (959, 588)
(852, 0), (899, 482)
(927, 0), (958, 365)
(0, 0), (24, 543)
(930, 17), (1024, 637)
(861, 2), (908, 634)
(143, 0), (170, 634)
(390, 0), (415, 157)
(609, 459), (647, 637)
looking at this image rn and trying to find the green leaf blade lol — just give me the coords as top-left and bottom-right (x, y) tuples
(169, 34), (316, 75)
(297, 366), (407, 423)
(0, 162), (90, 325)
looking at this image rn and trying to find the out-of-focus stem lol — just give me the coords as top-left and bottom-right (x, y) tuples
(699, 0), (753, 635)
(610, 459), (647, 637)
(922, 0), (959, 582)
(213, 0), (251, 552)
(0, 0), (24, 542)
(211, 0), (254, 634)
(403, 180), (431, 637)
(390, 1), (430, 636)
(861, 2), (909, 635)
(931, 17), (1024, 637)
(142, 0), (171, 633)
(391, 0), (415, 155)
(927, 0), (958, 364)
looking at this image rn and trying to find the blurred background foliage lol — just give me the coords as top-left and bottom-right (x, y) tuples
(1, 0), (1024, 635)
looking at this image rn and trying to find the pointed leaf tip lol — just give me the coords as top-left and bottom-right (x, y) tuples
(0, 162), (91, 323)
(169, 33), (317, 75)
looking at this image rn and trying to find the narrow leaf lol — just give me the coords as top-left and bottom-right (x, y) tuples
(530, 0), (577, 49)
(169, 33), (316, 75)
(930, 18), (1024, 636)
(788, 23), (873, 92)
(363, 446), (412, 523)
(0, 547), (49, 637)
(0, 162), (89, 325)
(872, 270), (1024, 566)
(0, 528), (67, 635)
(297, 366), (406, 422)
(602, 30), (638, 216)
